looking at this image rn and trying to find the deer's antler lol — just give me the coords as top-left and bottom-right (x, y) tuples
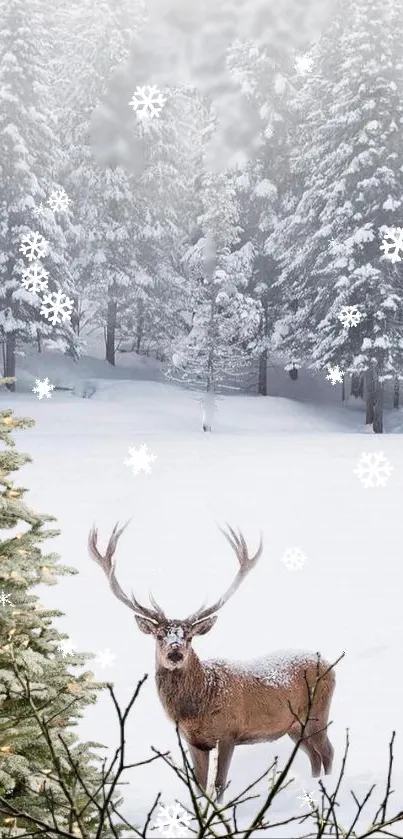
(186, 524), (263, 624)
(88, 522), (166, 623)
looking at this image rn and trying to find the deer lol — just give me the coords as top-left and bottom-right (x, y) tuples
(88, 522), (336, 801)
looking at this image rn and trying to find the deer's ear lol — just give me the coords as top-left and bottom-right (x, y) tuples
(135, 616), (158, 636)
(190, 616), (218, 637)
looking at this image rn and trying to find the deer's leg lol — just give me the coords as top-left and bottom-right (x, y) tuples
(215, 741), (235, 802)
(288, 731), (322, 777)
(310, 731), (334, 774)
(188, 744), (209, 793)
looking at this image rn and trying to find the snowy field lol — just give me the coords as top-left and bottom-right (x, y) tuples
(4, 353), (403, 835)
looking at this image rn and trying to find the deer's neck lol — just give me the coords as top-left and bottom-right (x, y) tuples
(156, 650), (214, 722)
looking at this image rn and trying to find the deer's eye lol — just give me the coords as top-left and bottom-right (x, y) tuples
(157, 633), (164, 641)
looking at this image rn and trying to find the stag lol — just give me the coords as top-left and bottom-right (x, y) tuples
(88, 522), (336, 800)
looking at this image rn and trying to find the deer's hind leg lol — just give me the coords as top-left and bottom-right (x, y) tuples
(288, 729), (322, 777)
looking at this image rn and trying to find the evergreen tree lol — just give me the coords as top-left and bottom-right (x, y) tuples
(0, 0), (77, 390)
(272, 0), (403, 432)
(0, 404), (117, 836)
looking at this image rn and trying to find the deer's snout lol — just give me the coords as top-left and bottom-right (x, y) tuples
(167, 645), (184, 663)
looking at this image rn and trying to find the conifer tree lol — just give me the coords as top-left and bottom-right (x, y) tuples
(272, 0), (403, 432)
(0, 402), (116, 836)
(0, 0), (77, 389)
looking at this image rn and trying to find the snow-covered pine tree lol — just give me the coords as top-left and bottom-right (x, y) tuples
(0, 406), (117, 835)
(168, 153), (261, 429)
(225, 39), (295, 394)
(271, 0), (403, 432)
(0, 0), (78, 389)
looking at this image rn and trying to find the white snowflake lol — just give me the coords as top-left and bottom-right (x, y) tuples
(353, 452), (393, 488)
(94, 648), (115, 669)
(338, 305), (363, 328)
(154, 803), (192, 838)
(124, 444), (156, 475)
(33, 202), (45, 217)
(48, 188), (71, 213)
(0, 590), (14, 608)
(57, 639), (76, 657)
(129, 85), (166, 119)
(380, 227), (403, 263)
(281, 547), (307, 571)
(32, 378), (54, 400)
(298, 790), (317, 808)
(326, 365), (344, 386)
(294, 54), (314, 74)
(19, 231), (48, 262)
(21, 262), (49, 293)
(40, 290), (74, 326)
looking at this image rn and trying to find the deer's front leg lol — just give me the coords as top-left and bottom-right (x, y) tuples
(188, 744), (209, 793)
(215, 740), (235, 801)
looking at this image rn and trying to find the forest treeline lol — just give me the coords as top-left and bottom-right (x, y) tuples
(1, 0), (403, 432)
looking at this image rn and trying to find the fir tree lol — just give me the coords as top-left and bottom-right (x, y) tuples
(272, 0), (403, 432)
(0, 403), (117, 836)
(0, 0), (77, 389)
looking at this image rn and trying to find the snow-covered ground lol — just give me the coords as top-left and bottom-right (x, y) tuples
(4, 351), (403, 834)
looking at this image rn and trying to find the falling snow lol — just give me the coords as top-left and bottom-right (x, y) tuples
(48, 188), (71, 213)
(124, 444), (156, 475)
(338, 305), (363, 328)
(380, 227), (403, 263)
(353, 452), (393, 488)
(21, 262), (49, 293)
(32, 378), (54, 400)
(153, 803), (192, 837)
(57, 640), (76, 657)
(40, 290), (74, 325)
(281, 547), (307, 570)
(326, 365), (344, 385)
(129, 85), (166, 119)
(19, 231), (48, 262)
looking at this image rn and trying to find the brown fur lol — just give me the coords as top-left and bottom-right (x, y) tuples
(88, 523), (336, 800)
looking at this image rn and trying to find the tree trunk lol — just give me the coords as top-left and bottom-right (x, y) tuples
(373, 379), (384, 434)
(4, 334), (16, 392)
(36, 329), (42, 353)
(393, 376), (399, 409)
(258, 349), (268, 395)
(342, 375), (345, 403)
(106, 297), (117, 366)
(351, 372), (363, 398)
(365, 369), (375, 425)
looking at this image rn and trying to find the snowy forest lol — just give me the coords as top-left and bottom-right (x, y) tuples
(1, 0), (403, 433)
(1, 0), (403, 837)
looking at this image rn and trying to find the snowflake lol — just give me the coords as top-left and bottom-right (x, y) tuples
(153, 803), (192, 837)
(21, 262), (49, 293)
(338, 305), (363, 328)
(294, 54), (314, 74)
(129, 85), (166, 119)
(32, 378), (54, 400)
(0, 590), (13, 608)
(298, 790), (317, 808)
(19, 231), (48, 262)
(33, 202), (45, 217)
(326, 365), (344, 386)
(57, 640), (76, 657)
(380, 227), (403, 263)
(40, 290), (74, 326)
(353, 452), (393, 488)
(48, 188), (71, 213)
(94, 648), (115, 668)
(281, 547), (307, 571)
(124, 444), (156, 475)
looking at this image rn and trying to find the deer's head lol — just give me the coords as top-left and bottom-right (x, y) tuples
(88, 522), (262, 672)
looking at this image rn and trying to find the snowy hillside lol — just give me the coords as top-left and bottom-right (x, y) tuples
(5, 352), (403, 835)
